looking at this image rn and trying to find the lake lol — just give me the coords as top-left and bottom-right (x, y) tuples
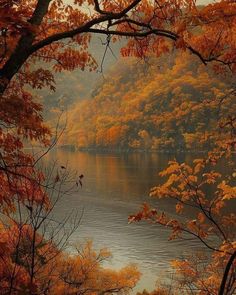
(45, 150), (212, 292)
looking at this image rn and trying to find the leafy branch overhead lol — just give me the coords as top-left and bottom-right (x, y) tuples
(0, 0), (236, 94)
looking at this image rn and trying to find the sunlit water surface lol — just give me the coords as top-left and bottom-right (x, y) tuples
(44, 150), (226, 292)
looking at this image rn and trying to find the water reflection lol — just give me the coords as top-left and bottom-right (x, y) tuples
(44, 150), (223, 292)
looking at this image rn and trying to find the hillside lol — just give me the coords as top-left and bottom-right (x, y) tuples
(60, 52), (234, 152)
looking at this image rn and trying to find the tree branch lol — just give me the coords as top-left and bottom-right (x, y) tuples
(219, 251), (236, 295)
(28, 0), (52, 25)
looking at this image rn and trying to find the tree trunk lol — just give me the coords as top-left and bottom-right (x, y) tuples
(218, 251), (236, 295)
(0, 0), (52, 95)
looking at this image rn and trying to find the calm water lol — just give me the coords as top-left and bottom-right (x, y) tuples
(45, 150), (213, 292)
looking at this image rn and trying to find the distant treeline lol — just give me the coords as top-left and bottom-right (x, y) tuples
(60, 52), (234, 152)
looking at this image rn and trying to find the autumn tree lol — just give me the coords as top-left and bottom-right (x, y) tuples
(52, 241), (140, 295)
(0, 158), (140, 295)
(130, 150), (236, 294)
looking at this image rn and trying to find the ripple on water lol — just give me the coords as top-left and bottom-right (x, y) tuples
(47, 151), (217, 292)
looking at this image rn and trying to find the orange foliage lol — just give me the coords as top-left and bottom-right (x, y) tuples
(130, 152), (236, 293)
(51, 241), (140, 295)
(63, 52), (234, 152)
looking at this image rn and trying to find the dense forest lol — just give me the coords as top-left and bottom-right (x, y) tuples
(61, 52), (234, 151)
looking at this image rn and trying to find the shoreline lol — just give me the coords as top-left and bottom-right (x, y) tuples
(57, 145), (210, 154)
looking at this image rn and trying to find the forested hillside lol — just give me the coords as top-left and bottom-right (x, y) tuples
(62, 52), (234, 151)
